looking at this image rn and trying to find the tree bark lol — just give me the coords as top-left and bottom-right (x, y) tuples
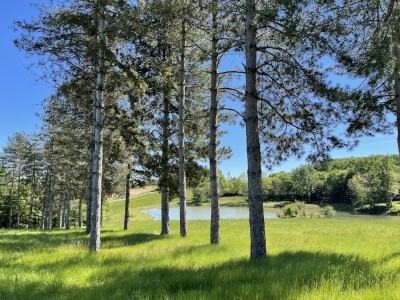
(179, 1), (188, 237)
(8, 158), (16, 229)
(86, 149), (93, 233)
(44, 170), (52, 229)
(78, 188), (83, 228)
(393, 10), (400, 154)
(86, 84), (97, 234)
(17, 164), (21, 229)
(66, 168), (72, 230)
(124, 163), (131, 230)
(49, 174), (55, 229)
(58, 183), (64, 228)
(44, 139), (55, 229)
(62, 193), (66, 227)
(41, 200), (45, 230)
(28, 168), (35, 229)
(89, 4), (106, 252)
(245, 0), (266, 258)
(161, 95), (170, 235)
(209, 0), (220, 245)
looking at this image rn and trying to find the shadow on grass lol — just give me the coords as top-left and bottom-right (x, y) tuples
(3, 247), (391, 300)
(0, 229), (88, 252)
(1, 231), (166, 284)
(0, 229), (165, 253)
(88, 251), (385, 299)
(101, 232), (167, 249)
(380, 251), (400, 263)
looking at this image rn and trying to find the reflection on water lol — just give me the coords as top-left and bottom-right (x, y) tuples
(142, 206), (280, 220)
(142, 206), (400, 220)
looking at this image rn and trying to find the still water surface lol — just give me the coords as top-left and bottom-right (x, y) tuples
(142, 206), (280, 220)
(142, 206), (398, 220)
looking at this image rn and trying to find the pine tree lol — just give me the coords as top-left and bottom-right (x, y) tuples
(1, 133), (31, 229)
(244, 0), (266, 258)
(321, 1), (397, 150)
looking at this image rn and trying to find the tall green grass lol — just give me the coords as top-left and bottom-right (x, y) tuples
(1, 191), (400, 299)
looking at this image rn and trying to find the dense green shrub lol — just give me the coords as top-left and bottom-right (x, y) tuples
(355, 204), (387, 214)
(282, 204), (298, 217)
(282, 201), (305, 218)
(273, 201), (292, 208)
(310, 212), (324, 218)
(323, 205), (336, 218)
(192, 187), (210, 205)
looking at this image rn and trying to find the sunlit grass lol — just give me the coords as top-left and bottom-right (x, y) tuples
(1, 191), (400, 299)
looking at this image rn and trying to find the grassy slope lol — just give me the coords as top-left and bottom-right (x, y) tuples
(1, 192), (400, 299)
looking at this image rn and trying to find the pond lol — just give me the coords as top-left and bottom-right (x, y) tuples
(141, 206), (400, 220)
(142, 206), (280, 220)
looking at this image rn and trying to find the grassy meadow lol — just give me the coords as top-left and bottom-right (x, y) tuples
(1, 191), (400, 299)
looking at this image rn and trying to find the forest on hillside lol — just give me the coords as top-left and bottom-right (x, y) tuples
(2, 0), (400, 258)
(2, 149), (399, 231)
(192, 155), (400, 216)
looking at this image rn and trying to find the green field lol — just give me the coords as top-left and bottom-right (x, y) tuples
(1, 192), (400, 299)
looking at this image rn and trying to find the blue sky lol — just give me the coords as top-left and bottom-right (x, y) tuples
(0, 2), (52, 145)
(1, 1), (398, 178)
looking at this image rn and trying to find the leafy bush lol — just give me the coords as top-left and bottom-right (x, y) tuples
(323, 205), (336, 218)
(310, 212), (323, 218)
(387, 202), (400, 215)
(295, 201), (305, 210)
(355, 205), (372, 213)
(281, 201), (305, 218)
(273, 201), (292, 208)
(298, 208), (307, 218)
(192, 187), (210, 205)
(282, 204), (298, 217)
(355, 204), (387, 214)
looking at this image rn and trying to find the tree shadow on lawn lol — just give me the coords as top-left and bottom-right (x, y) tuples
(4, 249), (392, 300)
(379, 251), (400, 263)
(100, 232), (168, 249)
(92, 251), (389, 299)
(0, 229), (165, 253)
(0, 229), (88, 252)
(0, 231), (164, 275)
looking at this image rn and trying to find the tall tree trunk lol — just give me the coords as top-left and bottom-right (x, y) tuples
(41, 199), (45, 229)
(45, 139), (54, 229)
(58, 183), (64, 228)
(8, 158), (16, 229)
(66, 168), (72, 230)
(86, 83), (97, 234)
(86, 150), (93, 233)
(49, 174), (55, 229)
(393, 10), (400, 154)
(209, 0), (220, 245)
(161, 95), (170, 235)
(17, 164), (21, 229)
(89, 4), (106, 252)
(124, 163), (131, 230)
(245, 0), (266, 258)
(101, 194), (104, 227)
(62, 192), (66, 227)
(28, 168), (35, 229)
(179, 1), (188, 237)
(44, 170), (51, 229)
(78, 188), (83, 228)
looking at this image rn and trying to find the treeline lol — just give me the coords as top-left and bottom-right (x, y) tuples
(3, 0), (400, 257)
(0, 130), (162, 229)
(194, 155), (400, 214)
(263, 155), (400, 214)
